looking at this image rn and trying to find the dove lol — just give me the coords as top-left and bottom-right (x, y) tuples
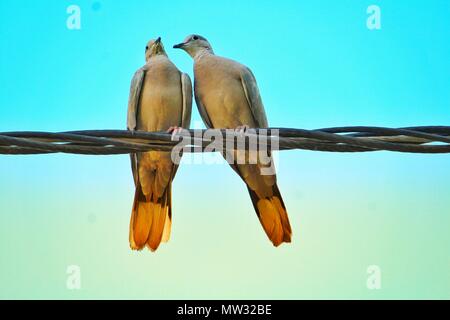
(127, 37), (192, 251)
(174, 35), (292, 246)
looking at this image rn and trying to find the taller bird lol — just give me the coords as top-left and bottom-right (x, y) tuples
(174, 35), (292, 246)
(127, 37), (192, 251)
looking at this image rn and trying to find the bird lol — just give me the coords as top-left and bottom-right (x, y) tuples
(173, 35), (292, 246)
(127, 37), (192, 251)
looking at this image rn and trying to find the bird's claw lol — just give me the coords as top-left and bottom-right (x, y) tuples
(167, 126), (184, 140)
(235, 125), (250, 135)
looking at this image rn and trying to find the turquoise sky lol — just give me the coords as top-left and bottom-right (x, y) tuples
(0, 0), (449, 299)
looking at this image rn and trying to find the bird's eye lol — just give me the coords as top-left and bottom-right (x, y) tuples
(192, 36), (199, 40)
(145, 46), (148, 51)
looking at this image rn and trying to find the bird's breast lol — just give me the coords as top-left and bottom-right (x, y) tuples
(195, 61), (256, 128)
(137, 60), (183, 132)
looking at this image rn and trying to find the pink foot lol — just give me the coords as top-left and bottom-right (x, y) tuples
(167, 126), (184, 140)
(235, 125), (250, 134)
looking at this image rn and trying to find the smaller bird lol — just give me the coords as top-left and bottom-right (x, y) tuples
(174, 35), (292, 247)
(127, 37), (192, 251)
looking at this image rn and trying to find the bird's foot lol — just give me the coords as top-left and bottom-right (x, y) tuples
(235, 125), (250, 134)
(235, 125), (250, 137)
(167, 126), (184, 140)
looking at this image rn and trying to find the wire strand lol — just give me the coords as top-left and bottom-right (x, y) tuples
(0, 126), (449, 155)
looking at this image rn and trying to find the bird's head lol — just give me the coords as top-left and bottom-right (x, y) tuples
(145, 37), (167, 61)
(173, 34), (213, 58)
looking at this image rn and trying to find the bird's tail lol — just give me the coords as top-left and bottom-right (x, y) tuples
(247, 183), (292, 246)
(129, 183), (172, 251)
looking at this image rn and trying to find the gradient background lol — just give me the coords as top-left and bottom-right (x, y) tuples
(0, 0), (449, 299)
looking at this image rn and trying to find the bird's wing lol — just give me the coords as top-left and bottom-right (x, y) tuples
(127, 67), (146, 186)
(181, 72), (193, 129)
(240, 67), (269, 128)
(194, 84), (214, 129)
(237, 67), (292, 246)
(225, 65), (271, 177)
(129, 154), (139, 187)
(170, 72), (193, 179)
(127, 67), (146, 130)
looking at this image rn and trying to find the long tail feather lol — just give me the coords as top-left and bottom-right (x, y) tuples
(247, 183), (292, 246)
(129, 183), (171, 251)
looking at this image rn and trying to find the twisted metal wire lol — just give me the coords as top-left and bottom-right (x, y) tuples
(0, 126), (449, 155)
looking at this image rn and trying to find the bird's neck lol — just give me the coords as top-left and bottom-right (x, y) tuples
(193, 48), (214, 60)
(146, 52), (168, 62)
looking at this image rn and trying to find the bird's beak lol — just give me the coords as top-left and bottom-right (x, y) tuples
(155, 37), (161, 44)
(173, 42), (185, 49)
